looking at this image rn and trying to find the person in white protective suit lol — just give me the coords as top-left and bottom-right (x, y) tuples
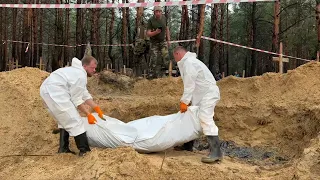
(173, 46), (222, 163)
(40, 55), (105, 156)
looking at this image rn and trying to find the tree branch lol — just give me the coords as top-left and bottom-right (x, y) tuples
(279, 2), (299, 16)
(279, 15), (314, 35)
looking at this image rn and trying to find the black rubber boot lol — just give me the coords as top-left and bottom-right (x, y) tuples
(58, 129), (75, 155)
(201, 136), (223, 163)
(74, 132), (91, 157)
(174, 140), (194, 152)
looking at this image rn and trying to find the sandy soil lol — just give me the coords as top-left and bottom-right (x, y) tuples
(0, 62), (319, 179)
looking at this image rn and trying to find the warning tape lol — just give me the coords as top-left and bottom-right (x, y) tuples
(0, 0), (275, 9)
(1, 40), (133, 47)
(170, 39), (196, 43)
(201, 36), (312, 62)
(1, 39), (196, 48)
(2, 37), (310, 62)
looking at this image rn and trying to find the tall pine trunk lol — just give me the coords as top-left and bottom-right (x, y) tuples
(76, 0), (84, 59)
(64, 1), (70, 65)
(12, 4), (18, 68)
(209, 5), (218, 75)
(121, 2), (128, 70)
(196, 5), (205, 61)
(219, 4), (225, 75)
(250, 3), (257, 76)
(108, 0), (115, 70)
(316, 1), (320, 50)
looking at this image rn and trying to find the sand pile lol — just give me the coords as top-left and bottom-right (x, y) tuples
(216, 62), (320, 158)
(0, 62), (320, 179)
(0, 68), (57, 156)
(133, 77), (183, 97)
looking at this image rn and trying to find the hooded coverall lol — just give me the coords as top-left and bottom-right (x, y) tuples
(40, 57), (92, 137)
(177, 52), (220, 136)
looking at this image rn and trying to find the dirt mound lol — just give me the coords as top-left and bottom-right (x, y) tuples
(0, 68), (57, 156)
(216, 62), (320, 159)
(1, 62), (320, 179)
(133, 77), (183, 97)
(99, 71), (135, 90)
(293, 135), (320, 179)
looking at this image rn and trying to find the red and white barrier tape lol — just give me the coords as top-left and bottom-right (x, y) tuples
(2, 37), (310, 62)
(201, 36), (312, 62)
(1, 39), (195, 48)
(0, 0), (275, 9)
(2, 40), (133, 47)
(170, 39), (196, 43)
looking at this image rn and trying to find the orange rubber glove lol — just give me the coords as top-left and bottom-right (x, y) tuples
(180, 102), (188, 113)
(87, 114), (97, 124)
(94, 106), (104, 119)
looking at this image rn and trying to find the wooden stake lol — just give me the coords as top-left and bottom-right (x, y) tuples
(279, 42), (283, 74)
(15, 59), (18, 69)
(7, 59), (12, 71)
(40, 57), (43, 70)
(123, 65), (126, 74)
(317, 51), (319, 62)
(10, 59), (13, 70)
(222, 72), (225, 78)
(169, 61), (172, 77)
(107, 64), (109, 71)
(143, 70), (147, 79)
(242, 70), (245, 78)
(160, 150), (167, 171)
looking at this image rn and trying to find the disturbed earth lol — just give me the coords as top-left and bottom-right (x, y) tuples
(0, 62), (320, 179)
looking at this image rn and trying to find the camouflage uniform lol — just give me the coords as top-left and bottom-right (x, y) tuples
(133, 38), (149, 76)
(149, 41), (169, 78)
(147, 15), (169, 79)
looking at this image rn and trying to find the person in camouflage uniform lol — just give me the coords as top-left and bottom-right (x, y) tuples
(146, 6), (171, 78)
(133, 38), (149, 76)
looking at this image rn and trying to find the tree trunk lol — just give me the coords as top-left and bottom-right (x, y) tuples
(21, 3), (31, 67)
(76, 0), (83, 59)
(103, 3), (109, 69)
(179, 2), (189, 47)
(126, 3), (132, 68)
(38, 0), (43, 69)
(53, 0), (63, 71)
(316, 1), (320, 50)
(121, 1), (128, 71)
(108, 0), (115, 70)
(91, 0), (100, 70)
(64, 1), (70, 65)
(190, 5), (197, 51)
(196, 5), (205, 61)
(250, 3), (257, 76)
(226, 4), (229, 76)
(12, 3), (18, 68)
(270, 0), (280, 72)
(3, 8), (8, 71)
(0, 8), (3, 71)
(135, 0), (144, 39)
(209, 5), (218, 75)
(219, 4), (225, 75)
(32, 7), (38, 67)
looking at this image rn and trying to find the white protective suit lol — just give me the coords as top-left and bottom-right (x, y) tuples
(177, 52), (220, 136)
(40, 57), (92, 137)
